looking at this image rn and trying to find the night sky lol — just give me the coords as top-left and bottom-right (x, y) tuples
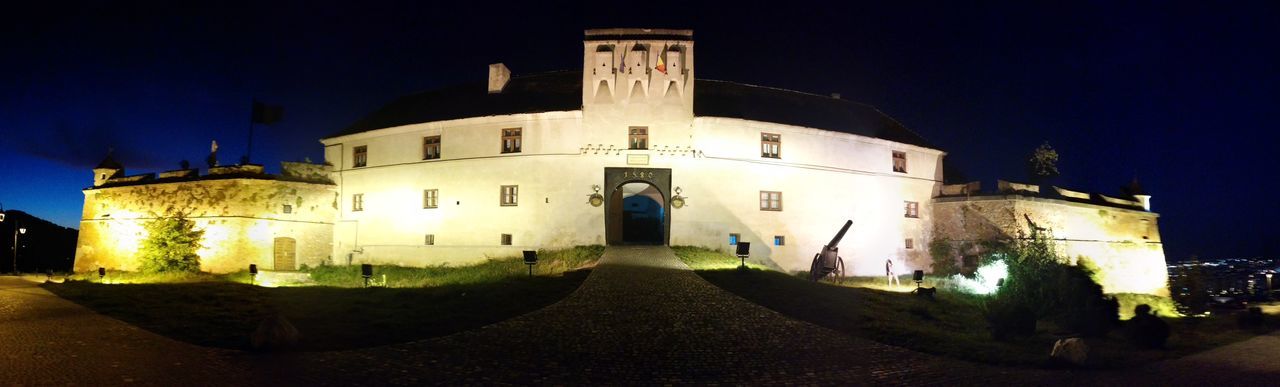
(2, 1), (1277, 261)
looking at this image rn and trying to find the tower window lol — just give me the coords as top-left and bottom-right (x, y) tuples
(501, 128), (522, 154)
(774, 236), (785, 246)
(425, 234), (435, 245)
(353, 146), (367, 168)
(629, 127), (648, 150)
(729, 233), (740, 245)
(501, 234), (513, 246)
(760, 191), (782, 211)
(893, 151), (907, 173)
(423, 136), (441, 160)
(904, 201), (919, 218)
(761, 133), (781, 159)
(500, 185), (519, 206)
(423, 189), (438, 209)
(353, 194), (364, 212)
(282, 204), (292, 214)
(905, 238), (914, 249)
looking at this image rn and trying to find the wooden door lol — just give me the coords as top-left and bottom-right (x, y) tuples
(273, 237), (297, 271)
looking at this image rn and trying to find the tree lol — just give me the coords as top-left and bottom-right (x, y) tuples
(1027, 141), (1060, 183)
(137, 215), (204, 273)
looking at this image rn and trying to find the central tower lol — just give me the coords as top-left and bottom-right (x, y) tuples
(581, 29), (695, 147)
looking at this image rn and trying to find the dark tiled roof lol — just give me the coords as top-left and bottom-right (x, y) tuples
(328, 71), (935, 149)
(95, 154), (124, 170)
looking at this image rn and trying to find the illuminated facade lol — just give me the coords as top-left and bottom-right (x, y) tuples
(74, 161), (336, 273)
(321, 29), (942, 275)
(73, 29), (1167, 294)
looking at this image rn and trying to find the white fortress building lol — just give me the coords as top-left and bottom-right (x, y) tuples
(75, 29), (1168, 294)
(321, 28), (942, 275)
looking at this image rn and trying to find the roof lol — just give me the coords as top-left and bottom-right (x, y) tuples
(328, 71), (935, 149)
(95, 154), (123, 170)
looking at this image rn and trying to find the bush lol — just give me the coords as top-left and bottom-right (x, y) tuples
(984, 231), (1117, 337)
(136, 215), (204, 274)
(929, 239), (960, 276)
(1114, 293), (1180, 319)
(1125, 304), (1170, 349)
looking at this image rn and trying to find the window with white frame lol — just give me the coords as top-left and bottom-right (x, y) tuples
(423, 189), (438, 209)
(760, 191), (782, 211)
(500, 185), (519, 206)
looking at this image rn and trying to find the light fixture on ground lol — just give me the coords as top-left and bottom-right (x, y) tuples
(98, 267), (106, 281)
(735, 242), (750, 268)
(249, 264), (258, 285)
(361, 264), (373, 288)
(523, 250), (538, 277)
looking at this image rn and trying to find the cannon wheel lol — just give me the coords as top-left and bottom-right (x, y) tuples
(809, 255), (847, 283)
(831, 256), (845, 283)
(809, 254), (823, 281)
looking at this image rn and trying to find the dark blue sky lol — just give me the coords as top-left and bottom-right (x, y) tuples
(2, 1), (1277, 261)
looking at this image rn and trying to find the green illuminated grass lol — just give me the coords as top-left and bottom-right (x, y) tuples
(673, 246), (1278, 368)
(43, 246), (603, 351)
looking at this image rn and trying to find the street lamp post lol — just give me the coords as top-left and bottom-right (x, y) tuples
(12, 226), (25, 274)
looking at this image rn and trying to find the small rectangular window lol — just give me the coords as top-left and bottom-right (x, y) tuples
(423, 189), (438, 209)
(423, 136), (441, 160)
(353, 193), (364, 212)
(500, 185), (519, 206)
(761, 133), (781, 158)
(353, 146), (368, 168)
(628, 126), (648, 150)
(282, 204), (292, 214)
(501, 233), (512, 245)
(774, 236), (785, 246)
(892, 151), (907, 173)
(760, 191), (782, 211)
(729, 233), (740, 245)
(501, 128), (522, 154)
(905, 238), (914, 249)
(904, 201), (919, 218)
(425, 234), (435, 245)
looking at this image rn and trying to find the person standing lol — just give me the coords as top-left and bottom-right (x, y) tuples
(886, 258), (900, 286)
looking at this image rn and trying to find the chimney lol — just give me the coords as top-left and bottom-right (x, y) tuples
(488, 63), (511, 93)
(1134, 194), (1152, 211)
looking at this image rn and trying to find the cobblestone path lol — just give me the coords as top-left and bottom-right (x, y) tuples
(291, 246), (1060, 385)
(0, 276), (258, 386)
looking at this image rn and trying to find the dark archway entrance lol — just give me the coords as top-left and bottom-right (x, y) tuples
(604, 167), (671, 245)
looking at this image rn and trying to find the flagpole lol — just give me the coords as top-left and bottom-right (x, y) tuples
(247, 98), (256, 164)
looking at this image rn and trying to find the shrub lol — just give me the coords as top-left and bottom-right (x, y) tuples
(1125, 304), (1170, 349)
(136, 215), (204, 274)
(984, 231), (1117, 337)
(929, 238), (960, 276)
(1114, 293), (1180, 319)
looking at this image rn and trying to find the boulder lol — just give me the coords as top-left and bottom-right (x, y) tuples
(251, 312), (300, 351)
(1050, 338), (1089, 366)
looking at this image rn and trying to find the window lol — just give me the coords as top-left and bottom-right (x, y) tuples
(774, 236), (785, 246)
(729, 233), (740, 245)
(760, 191), (782, 211)
(424, 234), (435, 245)
(904, 201), (919, 218)
(628, 126), (648, 150)
(905, 238), (914, 249)
(761, 133), (781, 158)
(423, 189), (438, 209)
(501, 128), (522, 153)
(353, 146), (367, 168)
(892, 151), (907, 173)
(500, 185), (519, 206)
(282, 204), (292, 214)
(501, 233), (513, 245)
(353, 194), (364, 212)
(423, 136), (441, 160)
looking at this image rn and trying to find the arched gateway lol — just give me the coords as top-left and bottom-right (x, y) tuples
(604, 167), (671, 245)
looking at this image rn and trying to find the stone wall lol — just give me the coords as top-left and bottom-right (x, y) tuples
(74, 177), (337, 273)
(932, 195), (1168, 295)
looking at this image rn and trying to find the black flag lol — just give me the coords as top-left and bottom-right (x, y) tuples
(251, 101), (284, 125)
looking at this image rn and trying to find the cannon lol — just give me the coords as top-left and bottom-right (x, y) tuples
(810, 220), (851, 281)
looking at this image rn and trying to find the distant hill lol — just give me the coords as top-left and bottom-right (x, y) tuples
(2, 210), (78, 273)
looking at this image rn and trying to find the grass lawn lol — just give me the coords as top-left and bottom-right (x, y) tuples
(43, 246), (603, 351)
(673, 246), (1278, 368)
